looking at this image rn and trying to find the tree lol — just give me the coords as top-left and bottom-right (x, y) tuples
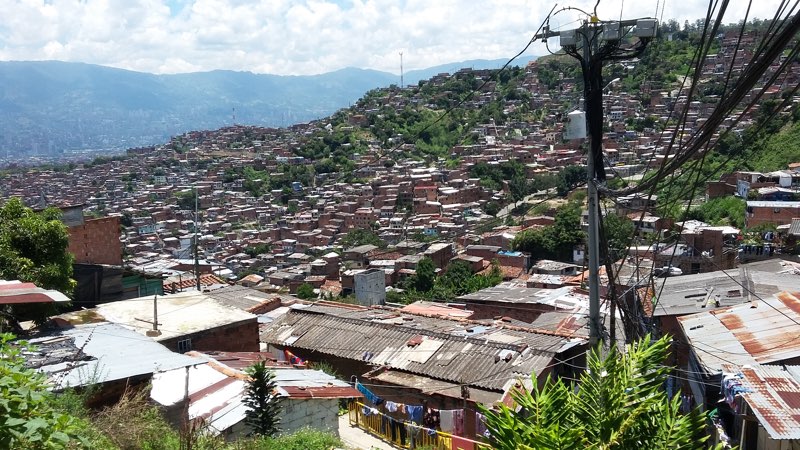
(243, 362), (283, 437)
(295, 283), (315, 300)
(557, 165), (587, 197)
(175, 191), (195, 211)
(601, 213), (636, 263)
(339, 229), (385, 249)
(0, 199), (75, 328)
(481, 335), (722, 450)
(513, 202), (584, 262)
(412, 257), (435, 292)
(0, 334), (87, 448)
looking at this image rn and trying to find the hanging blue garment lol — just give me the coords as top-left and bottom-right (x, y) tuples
(355, 381), (384, 405)
(406, 404), (423, 423)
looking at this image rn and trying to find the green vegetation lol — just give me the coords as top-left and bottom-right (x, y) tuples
(175, 190), (196, 210)
(339, 229), (385, 249)
(244, 243), (272, 257)
(295, 283), (316, 300)
(244, 362), (283, 437)
(683, 196), (746, 229)
(468, 161), (581, 202)
(0, 198), (75, 328)
(398, 257), (504, 303)
(601, 213), (636, 263)
(1, 333), (342, 450)
(0, 334), (89, 449)
(512, 201), (585, 262)
(482, 334), (723, 450)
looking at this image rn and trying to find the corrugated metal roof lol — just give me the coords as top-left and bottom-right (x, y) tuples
(151, 352), (359, 435)
(653, 260), (800, 317)
(261, 305), (577, 391)
(678, 291), (800, 372)
(26, 322), (200, 389)
(0, 280), (70, 304)
(746, 201), (800, 208)
(205, 285), (275, 312)
(789, 218), (800, 236)
(734, 365), (800, 440)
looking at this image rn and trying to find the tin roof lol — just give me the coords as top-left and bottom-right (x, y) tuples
(150, 351), (359, 435)
(678, 291), (800, 372)
(261, 304), (582, 391)
(25, 322), (200, 389)
(205, 285), (276, 312)
(0, 280), (70, 304)
(400, 301), (473, 319)
(733, 365), (800, 440)
(789, 218), (800, 236)
(652, 260), (800, 317)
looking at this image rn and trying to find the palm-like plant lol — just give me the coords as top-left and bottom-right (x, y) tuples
(481, 335), (726, 450)
(243, 361), (282, 437)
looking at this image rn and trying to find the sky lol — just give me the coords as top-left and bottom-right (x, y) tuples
(0, 0), (785, 76)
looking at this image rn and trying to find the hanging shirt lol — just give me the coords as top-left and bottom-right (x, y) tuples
(440, 410), (456, 433)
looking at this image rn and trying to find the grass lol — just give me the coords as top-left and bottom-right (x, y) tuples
(51, 386), (344, 450)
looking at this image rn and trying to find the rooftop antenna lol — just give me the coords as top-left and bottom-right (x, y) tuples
(399, 52), (404, 88)
(135, 295), (161, 337)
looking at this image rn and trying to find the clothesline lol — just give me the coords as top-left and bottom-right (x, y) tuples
(353, 400), (489, 447)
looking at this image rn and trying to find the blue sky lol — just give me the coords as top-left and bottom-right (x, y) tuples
(0, 0), (784, 75)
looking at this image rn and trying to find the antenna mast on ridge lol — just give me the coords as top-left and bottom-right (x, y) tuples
(399, 52), (404, 88)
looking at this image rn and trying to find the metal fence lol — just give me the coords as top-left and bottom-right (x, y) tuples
(347, 401), (492, 450)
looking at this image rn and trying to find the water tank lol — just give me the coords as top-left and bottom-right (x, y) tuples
(565, 110), (587, 139)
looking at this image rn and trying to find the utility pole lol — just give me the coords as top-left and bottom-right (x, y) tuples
(535, 11), (656, 347)
(194, 186), (201, 291)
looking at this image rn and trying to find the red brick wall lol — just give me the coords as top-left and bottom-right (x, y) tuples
(705, 182), (736, 199)
(68, 216), (122, 265)
(162, 319), (259, 353)
(746, 205), (800, 227)
(466, 301), (553, 322)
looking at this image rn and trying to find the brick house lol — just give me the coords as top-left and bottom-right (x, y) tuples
(67, 216), (123, 266)
(57, 290), (260, 353)
(745, 201), (800, 227)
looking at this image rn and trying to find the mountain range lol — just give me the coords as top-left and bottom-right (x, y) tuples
(0, 57), (534, 160)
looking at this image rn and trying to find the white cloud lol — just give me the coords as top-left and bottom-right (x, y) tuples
(0, 0), (785, 75)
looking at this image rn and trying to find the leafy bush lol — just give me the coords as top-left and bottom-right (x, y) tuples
(0, 334), (89, 449)
(231, 428), (342, 450)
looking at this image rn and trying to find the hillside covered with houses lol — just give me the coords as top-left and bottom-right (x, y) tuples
(3, 17), (800, 450)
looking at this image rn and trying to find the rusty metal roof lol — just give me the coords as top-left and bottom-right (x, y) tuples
(261, 304), (581, 391)
(678, 291), (800, 372)
(735, 365), (800, 440)
(279, 386), (360, 399)
(0, 280), (70, 304)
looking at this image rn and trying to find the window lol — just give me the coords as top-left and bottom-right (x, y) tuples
(177, 338), (192, 353)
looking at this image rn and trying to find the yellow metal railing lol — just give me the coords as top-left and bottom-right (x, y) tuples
(348, 401), (492, 450)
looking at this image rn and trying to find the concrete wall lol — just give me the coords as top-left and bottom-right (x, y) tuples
(282, 398), (341, 436)
(355, 269), (385, 306)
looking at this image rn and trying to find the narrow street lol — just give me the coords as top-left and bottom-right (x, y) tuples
(338, 414), (395, 450)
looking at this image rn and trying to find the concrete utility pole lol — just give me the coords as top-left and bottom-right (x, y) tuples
(535, 11), (656, 347)
(194, 186), (201, 291)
